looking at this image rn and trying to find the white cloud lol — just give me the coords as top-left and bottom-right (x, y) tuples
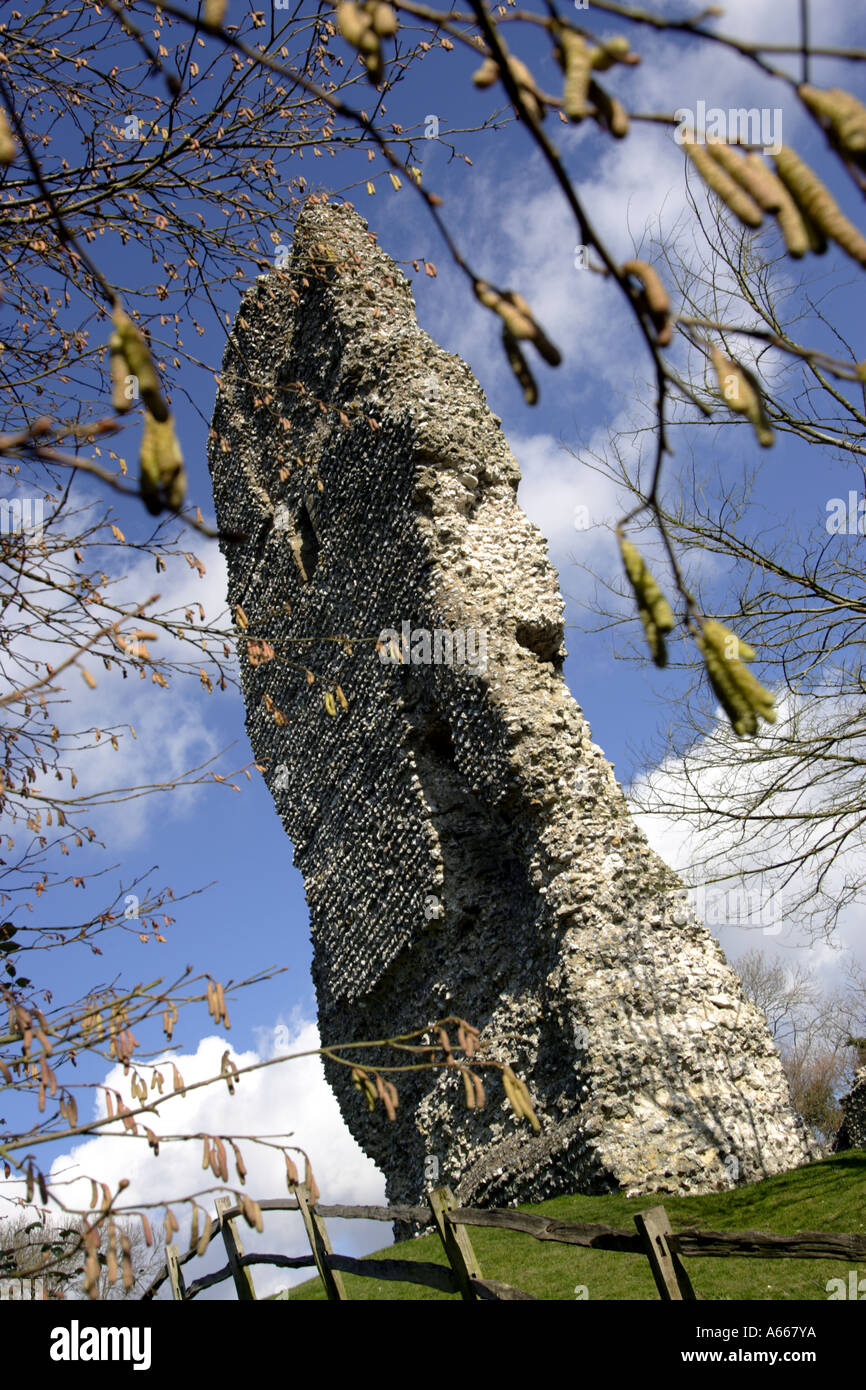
(627, 691), (866, 988)
(0, 1015), (389, 1299)
(416, 0), (861, 423)
(514, 429), (621, 565)
(425, 135), (677, 407)
(703, 0), (853, 48)
(0, 511), (244, 848)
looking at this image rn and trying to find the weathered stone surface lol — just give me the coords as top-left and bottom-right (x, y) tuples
(833, 1067), (866, 1151)
(208, 199), (812, 1209)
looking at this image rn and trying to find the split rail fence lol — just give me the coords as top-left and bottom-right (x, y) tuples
(142, 1185), (866, 1302)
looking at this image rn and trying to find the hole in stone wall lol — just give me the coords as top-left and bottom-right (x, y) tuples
(416, 716), (455, 765)
(515, 620), (561, 666)
(291, 500), (320, 583)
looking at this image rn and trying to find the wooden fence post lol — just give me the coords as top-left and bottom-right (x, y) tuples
(166, 1242), (186, 1301)
(215, 1195), (257, 1301)
(296, 1184), (347, 1301)
(634, 1205), (696, 1301)
(429, 1186), (483, 1301)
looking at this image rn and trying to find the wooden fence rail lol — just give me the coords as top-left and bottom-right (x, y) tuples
(142, 1187), (866, 1303)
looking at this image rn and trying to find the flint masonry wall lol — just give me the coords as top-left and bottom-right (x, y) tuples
(208, 199), (812, 1208)
(834, 1068), (866, 1151)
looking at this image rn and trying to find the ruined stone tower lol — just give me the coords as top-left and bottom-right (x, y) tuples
(208, 199), (811, 1207)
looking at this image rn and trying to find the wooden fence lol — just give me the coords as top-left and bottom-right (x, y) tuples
(142, 1185), (866, 1302)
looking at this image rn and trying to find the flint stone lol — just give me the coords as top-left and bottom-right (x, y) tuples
(833, 1065), (866, 1152)
(208, 200), (812, 1208)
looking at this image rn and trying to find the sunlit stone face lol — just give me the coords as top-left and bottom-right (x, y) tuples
(209, 200), (812, 1211)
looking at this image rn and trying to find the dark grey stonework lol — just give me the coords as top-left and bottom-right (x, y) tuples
(833, 1068), (866, 1151)
(208, 198), (812, 1209)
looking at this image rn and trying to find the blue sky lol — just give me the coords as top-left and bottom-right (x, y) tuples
(2, 0), (865, 1295)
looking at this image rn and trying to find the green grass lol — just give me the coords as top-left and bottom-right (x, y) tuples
(283, 1151), (866, 1301)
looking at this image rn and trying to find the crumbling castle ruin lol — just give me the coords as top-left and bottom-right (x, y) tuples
(834, 1063), (866, 1152)
(208, 200), (812, 1208)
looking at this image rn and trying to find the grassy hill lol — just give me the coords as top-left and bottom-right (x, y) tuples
(283, 1151), (866, 1300)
